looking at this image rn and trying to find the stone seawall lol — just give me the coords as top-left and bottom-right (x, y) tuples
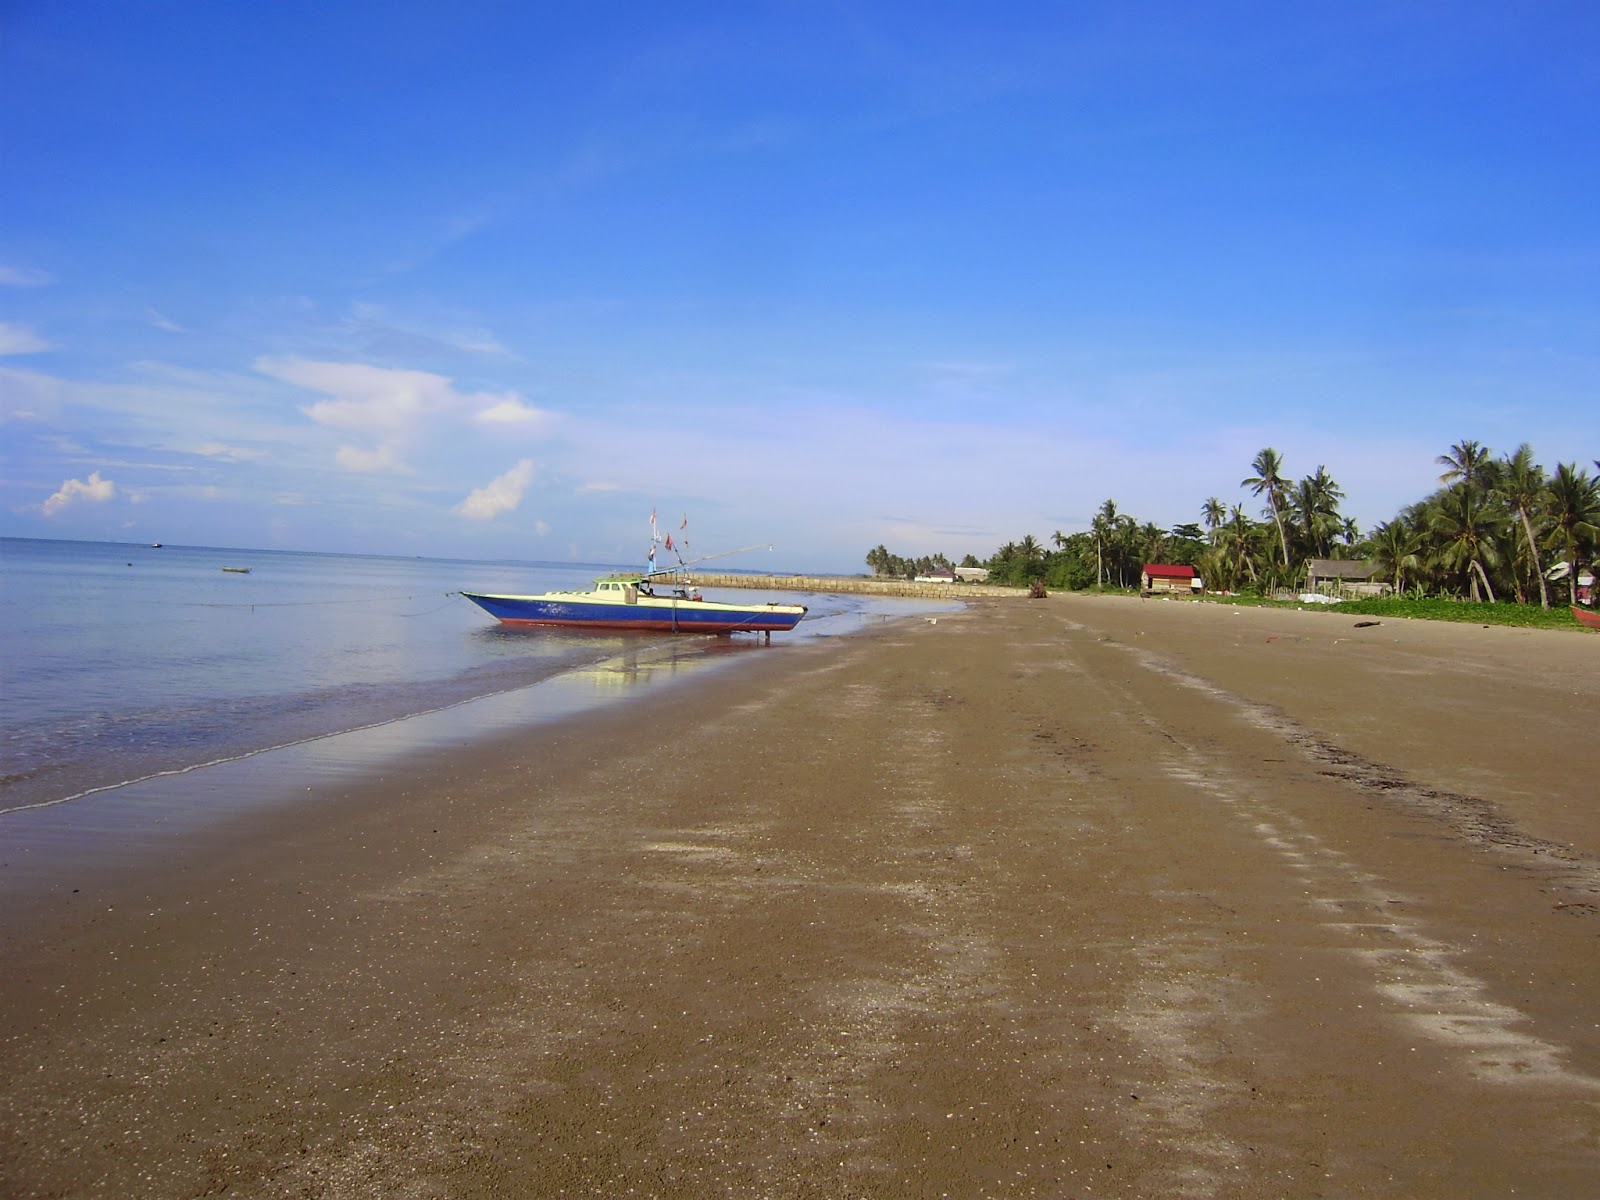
(693, 573), (1024, 599)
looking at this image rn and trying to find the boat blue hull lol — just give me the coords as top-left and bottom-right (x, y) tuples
(460, 591), (806, 634)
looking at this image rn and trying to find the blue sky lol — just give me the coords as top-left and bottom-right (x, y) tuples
(2, 1), (1596, 573)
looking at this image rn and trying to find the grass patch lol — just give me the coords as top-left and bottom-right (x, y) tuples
(1104, 591), (1594, 630)
(1310, 597), (1586, 629)
(1184, 593), (1591, 629)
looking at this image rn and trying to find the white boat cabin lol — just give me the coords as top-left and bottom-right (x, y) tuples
(595, 577), (702, 604)
(595, 578), (642, 603)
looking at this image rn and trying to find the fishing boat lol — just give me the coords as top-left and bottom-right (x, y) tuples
(1573, 605), (1600, 631)
(461, 574), (806, 635)
(221, 566), (251, 574)
(462, 514), (807, 636)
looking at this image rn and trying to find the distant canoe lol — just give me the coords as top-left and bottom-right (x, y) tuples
(221, 566), (251, 574)
(1574, 605), (1600, 631)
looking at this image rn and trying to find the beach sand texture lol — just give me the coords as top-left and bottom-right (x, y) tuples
(2, 595), (1597, 1198)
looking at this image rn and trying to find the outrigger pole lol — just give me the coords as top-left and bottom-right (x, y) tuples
(643, 543), (772, 580)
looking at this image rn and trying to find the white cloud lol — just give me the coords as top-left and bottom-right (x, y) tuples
(0, 264), (53, 287)
(148, 308), (187, 333)
(261, 358), (455, 435)
(196, 441), (266, 462)
(455, 458), (536, 520)
(258, 356), (529, 474)
(336, 444), (402, 473)
(42, 470), (116, 515)
(0, 322), (50, 355)
(474, 399), (554, 428)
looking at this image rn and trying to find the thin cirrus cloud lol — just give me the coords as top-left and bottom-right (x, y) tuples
(195, 442), (267, 462)
(147, 308), (188, 333)
(0, 322), (51, 355)
(455, 458), (537, 520)
(0, 264), (54, 287)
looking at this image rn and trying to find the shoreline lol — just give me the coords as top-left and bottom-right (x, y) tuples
(0, 581), (952, 835)
(0, 623), (842, 896)
(2, 594), (1597, 1196)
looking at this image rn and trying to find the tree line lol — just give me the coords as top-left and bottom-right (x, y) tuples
(864, 442), (1600, 606)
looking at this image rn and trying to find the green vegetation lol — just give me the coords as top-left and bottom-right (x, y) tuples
(1190, 594), (1583, 629)
(1328, 597), (1584, 629)
(863, 442), (1600, 628)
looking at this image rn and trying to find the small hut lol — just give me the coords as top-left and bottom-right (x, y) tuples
(1303, 559), (1388, 598)
(1142, 564), (1201, 596)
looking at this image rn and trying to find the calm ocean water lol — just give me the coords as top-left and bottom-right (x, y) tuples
(1, 539), (947, 827)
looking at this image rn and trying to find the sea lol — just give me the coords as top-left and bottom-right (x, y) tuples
(0, 538), (953, 871)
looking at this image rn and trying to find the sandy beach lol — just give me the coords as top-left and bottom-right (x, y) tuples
(2, 595), (1597, 1198)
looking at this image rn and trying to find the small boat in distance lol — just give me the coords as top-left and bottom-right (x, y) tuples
(1573, 605), (1600, 631)
(221, 566), (251, 574)
(462, 514), (807, 636)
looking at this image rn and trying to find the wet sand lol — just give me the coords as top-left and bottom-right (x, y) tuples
(2, 595), (1597, 1198)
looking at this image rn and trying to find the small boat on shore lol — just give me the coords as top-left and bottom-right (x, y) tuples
(1573, 605), (1600, 631)
(463, 514), (807, 636)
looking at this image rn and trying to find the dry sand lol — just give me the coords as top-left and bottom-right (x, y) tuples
(2, 595), (1597, 1198)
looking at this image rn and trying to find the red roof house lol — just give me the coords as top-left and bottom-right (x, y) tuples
(1142, 563), (1201, 595)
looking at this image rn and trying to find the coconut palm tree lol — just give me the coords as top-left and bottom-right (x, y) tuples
(1436, 439), (1493, 490)
(1195, 546), (1230, 593)
(1541, 462), (1600, 605)
(1091, 499), (1118, 588)
(1201, 496), (1226, 544)
(1289, 466), (1345, 560)
(1140, 521), (1167, 565)
(1495, 444), (1549, 607)
(1114, 515), (1142, 588)
(1242, 448), (1291, 570)
(989, 542), (1020, 584)
(1430, 483), (1505, 601)
(1017, 534), (1046, 579)
(1224, 505), (1259, 585)
(1367, 520), (1421, 596)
